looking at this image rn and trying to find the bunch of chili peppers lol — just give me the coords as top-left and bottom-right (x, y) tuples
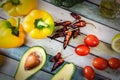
(50, 52), (64, 71)
(51, 12), (87, 49)
(50, 51), (73, 71)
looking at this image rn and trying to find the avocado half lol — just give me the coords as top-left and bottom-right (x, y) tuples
(51, 63), (75, 80)
(14, 46), (46, 80)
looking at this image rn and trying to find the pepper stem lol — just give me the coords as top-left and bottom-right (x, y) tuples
(34, 18), (49, 30)
(10, 0), (20, 5)
(12, 18), (20, 36)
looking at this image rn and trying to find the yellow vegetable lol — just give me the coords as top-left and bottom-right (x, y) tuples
(0, 0), (37, 16)
(23, 10), (55, 39)
(0, 18), (25, 48)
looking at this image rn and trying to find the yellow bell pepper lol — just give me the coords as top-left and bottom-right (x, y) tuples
(0, 18), (25, 48)
(0, 0), (37, 16)
(23, 10), (55, 39)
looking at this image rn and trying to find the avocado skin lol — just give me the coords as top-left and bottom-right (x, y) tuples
(51, 63), (75, 80)
(14, 46), (47, 80)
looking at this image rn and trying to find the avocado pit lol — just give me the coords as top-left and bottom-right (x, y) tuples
(24, 52), (41, 70)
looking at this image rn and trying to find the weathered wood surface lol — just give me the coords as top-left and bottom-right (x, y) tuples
(0, 46), (108, 80)
(0, 0), (120, 80)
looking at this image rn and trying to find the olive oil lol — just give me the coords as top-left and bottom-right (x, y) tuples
(99, 0), (120, 18)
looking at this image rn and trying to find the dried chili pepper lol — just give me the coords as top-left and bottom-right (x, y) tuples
(71, 12), (81, 20)
(51, 32), (65, 39)
(50, 52), (62, 62)
(55, 21), (71, 26)
(51, 26), (67, 39)
(73, 20), (86, 28)
(72, 28), (80, 38)
(63, 30), (73, 49)
(51, 52), (73, 71)
(51, 57), (64, 71)
(50, 12), (96, 50)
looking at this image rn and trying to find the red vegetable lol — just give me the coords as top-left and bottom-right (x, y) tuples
(84, 34), (99, 47)
(75, 44), (90, 56)
(70, 12), (81, 20)
(73, 20), (86, 27)
(108, 57), (120, 69)
(55, 21), (71, 26)
(92, 57), (108, 70)
(51, 57), (64, 71)
(72, 28), (80, 38)
(83, 66), (95, 80)
(50, 52), (62, 62)
(63, 30), (73, 49)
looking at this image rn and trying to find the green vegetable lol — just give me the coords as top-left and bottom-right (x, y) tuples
(51, 63), (75, 80)
(14, 46), (46, 80)
(51, 0), (85, 7)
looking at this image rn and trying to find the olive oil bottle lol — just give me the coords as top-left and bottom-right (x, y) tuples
(99, 0), (120, 18)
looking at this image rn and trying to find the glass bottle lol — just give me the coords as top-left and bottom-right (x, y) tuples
(99, 0), (120, 18)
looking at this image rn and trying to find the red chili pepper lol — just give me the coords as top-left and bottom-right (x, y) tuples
(50, 52), (73, 71)
(72, 28), (80, 38)
(51, 32), (66, 39)
(51, 26), (67, 39)
(50, 52), (62, 62)
(51, 57), (64, 71)
(63, 30), (73, 49)
(71, 12), (81, 20)
(55, 21), (71, 26)
(73, 20), (86, 28)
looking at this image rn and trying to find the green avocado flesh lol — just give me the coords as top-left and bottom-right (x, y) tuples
(51, 63), (75, 80)
(14, 46), (46, 80)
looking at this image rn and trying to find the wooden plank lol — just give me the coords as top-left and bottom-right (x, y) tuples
(0, 55), (18, 77)
(0, 0), (119, 43)
(25, 36), (120, 80)
(0, 47), (108, 80)
(0, 73), (13, 80)
(0, 55), (53, 80)
(87, 0), (101, 5)
(68, 2), (120, 31)
(23, 1), (120, 80)
(38, 0), (119, 43)
(29, 71), (52, 80)
(0, 0), (120, 80)
(46, 0), (120, 31)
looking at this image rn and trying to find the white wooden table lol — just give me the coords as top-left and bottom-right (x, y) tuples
(0, 0), (120, 80)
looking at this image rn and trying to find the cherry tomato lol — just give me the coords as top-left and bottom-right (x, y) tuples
(83, 66), (95, 80)
(108, 57), (120, 69)
(84, 34), (99, 47)
(75, 44), (90, 56)
(92, 57), (108, 70)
